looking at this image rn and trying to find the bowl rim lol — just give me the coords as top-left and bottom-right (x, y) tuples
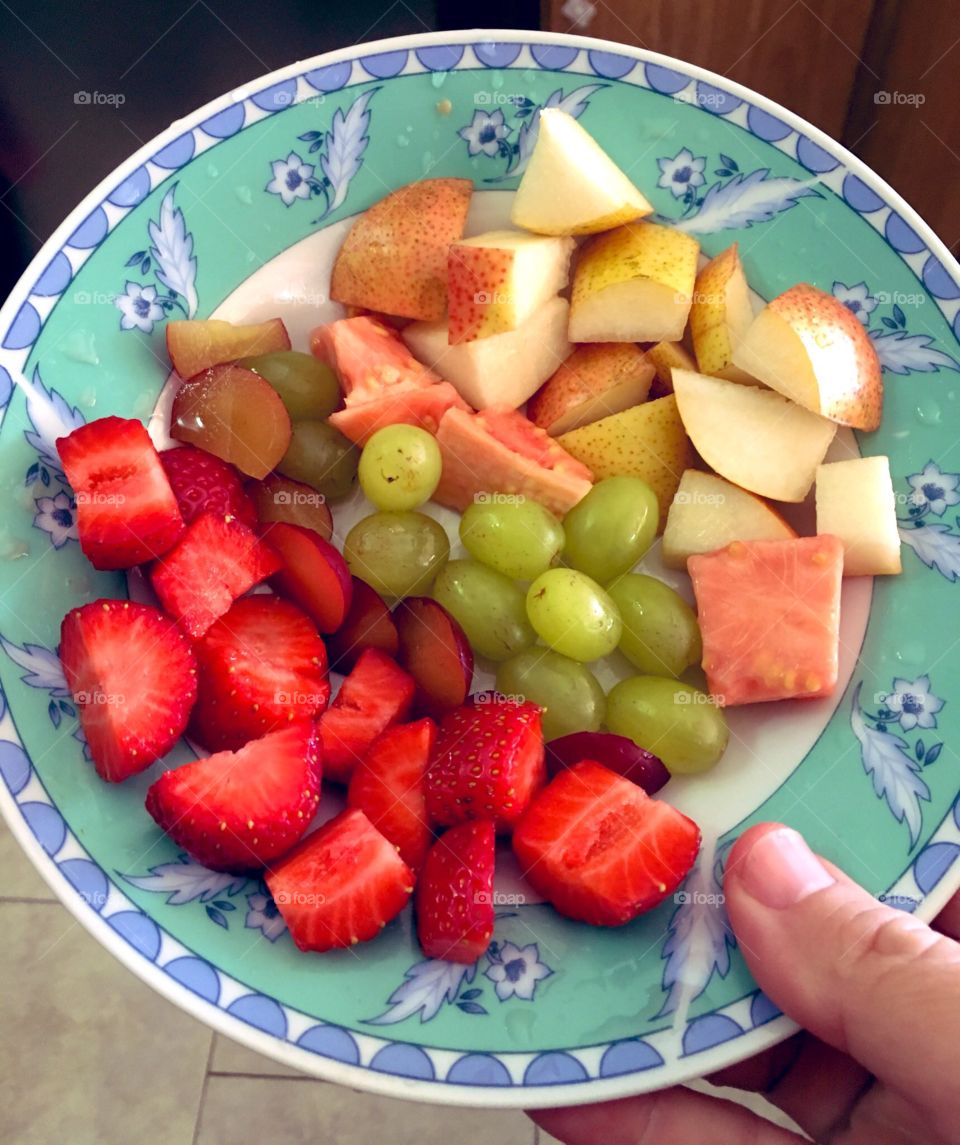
(0, 26), (958, 1109)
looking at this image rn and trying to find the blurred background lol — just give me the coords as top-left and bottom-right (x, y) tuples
(1, 0), (959, 306)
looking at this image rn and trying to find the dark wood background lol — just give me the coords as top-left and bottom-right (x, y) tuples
(546, 0), (960, 252)
(0, 0), (957, 303)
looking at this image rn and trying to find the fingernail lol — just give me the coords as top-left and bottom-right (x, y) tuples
(735, 827), (835, 909)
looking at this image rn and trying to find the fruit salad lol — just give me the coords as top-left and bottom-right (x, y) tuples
(51, 110), (899, 963)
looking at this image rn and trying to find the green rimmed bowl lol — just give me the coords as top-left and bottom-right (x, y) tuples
(0, 29), (959, 1108)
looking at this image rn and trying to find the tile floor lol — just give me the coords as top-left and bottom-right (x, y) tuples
(0, 817), (806, 1144)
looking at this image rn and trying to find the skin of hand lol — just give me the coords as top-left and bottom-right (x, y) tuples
(529, 822), (960, 1145)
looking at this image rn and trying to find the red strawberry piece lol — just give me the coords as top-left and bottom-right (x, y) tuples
(57, 416), (184, 569)
(190, 595), (330, 752)
(266, 807), (414, 951)
(513, 760), (701, 926)
(415, 820), (495, 963)
(149, 511), (281, 638)
(146, 723), (321, 873)
(59, 598), (197, 782)
(160, 444), (257, 528)
(347, 718), (436, 870)
(318, 648), (415, 785)
(326, 577), (399, 673)
(425, 699), (545, 832)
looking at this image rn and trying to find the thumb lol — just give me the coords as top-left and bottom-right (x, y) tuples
(724, 823), (960, 1124)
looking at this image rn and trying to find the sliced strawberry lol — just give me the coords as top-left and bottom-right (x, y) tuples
(415, 820), (495, 963)
(266, 807), (414, 951)
(146, 723), (321, 872)
(347, 719), (436, 870)
(57, 416), (184, 569)
(513, 760), (701, 926)
(318, 648), (415, 784)
(426, 699), (545, 832)
(160, 445), (257, 528)
(149, 511), (281, 638)
(190, 595), (330, 752)
(327, 577), (399, 672)
(59, 599), (197, 782)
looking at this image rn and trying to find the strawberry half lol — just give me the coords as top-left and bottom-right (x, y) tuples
(266, 808), (414, 951)
(59, 599), (197, 782)
(512, 760), (701, 926)
(415, 820), (495, 963)
(190, 595), (331, 752)
(160, 445), (257, 528)
(57, 416), (184, 569)
(146, 722), (321, 872)
(425, 698), (545, 832)
(149, 511), (281, 638)
(318, 648), (415, 784)
(347, 718), (436, 870)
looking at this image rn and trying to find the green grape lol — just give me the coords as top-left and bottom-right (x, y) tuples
(563, 476), (658, 583)
(432, 560), (535, 662)
(526, 568), (621, 662)
(277, 420), (358, 501)
(238, 350), (342, 420)
(358, 425), (442, 511)
(496, 648), (605, 741)
(344, 511), (449, 599)
(459, 497), (564, 580)
(605, 676), (728, 774)
(607, 574), (702, 679)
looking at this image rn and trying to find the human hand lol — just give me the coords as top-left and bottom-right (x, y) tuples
(531, 822), (960, 1144)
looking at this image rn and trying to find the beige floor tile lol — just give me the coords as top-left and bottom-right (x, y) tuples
(0, 902), (212, 1145)
(210, 1032), (304, 1077)
(0, 814), (58, 900)
(196, 1075), (536, 1145)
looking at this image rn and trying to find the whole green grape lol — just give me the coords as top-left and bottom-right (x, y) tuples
(432, 560), (535, 662)
(496, 648), (605, 741)
(607, 574), (702, 679)
(277, 420), (358, 500)
(459, 497), (564, 580)
(239, 350), (342, 420)
(526, 568), (622, 662)
(358, 425), (442, 511)
(344, 511), (449, 599)
(606, 676), (728, 774)
(563, 476), (658, 583)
